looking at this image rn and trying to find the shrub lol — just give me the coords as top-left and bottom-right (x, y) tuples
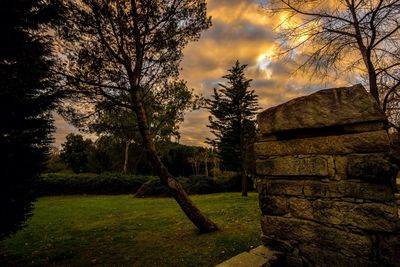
(184, 175), (220, 194)
(213, 172), (242, 192)
(38, 173), (151, 195)
(134, 178), (170, 198)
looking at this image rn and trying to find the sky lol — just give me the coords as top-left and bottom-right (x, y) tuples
(53, 0), (354, 147)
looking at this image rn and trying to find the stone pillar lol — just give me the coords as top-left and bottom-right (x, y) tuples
(256, 85), (400, 267)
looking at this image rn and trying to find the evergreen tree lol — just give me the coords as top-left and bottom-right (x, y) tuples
(207, 61), (260, 197)
(0, 0), (61, 239)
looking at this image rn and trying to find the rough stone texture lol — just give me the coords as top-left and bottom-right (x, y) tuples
(258, 179), (395, 202)
(256, 156), (334, 177)
(298, 244), (381, 267)
(377, 234), (400, 266)
(255, 130), (390, 157)
(288, 198), (399, 232)
(258, 84), (386, 135)
(261, 216), (372, 257)
(347, 153), (394, 182)
(256, 85), (400, 267)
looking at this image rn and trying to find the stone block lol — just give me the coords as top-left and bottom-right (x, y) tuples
(343, 121), (386, 133)
(258, 84), (386, 135)
(258, 179), (395, 202)
(261, 235), (293, 253)
(302, 180), (395, 202)
(347, 154), (394, 182)
(255, 130), (390, 157)
(258, 180), (304, 197)
(256, 156), (334, 177)
(377, 233), (400, 266)
(214, 251), (269, 267)
(288, 198), (399, 232)
(259, 195), (289, 216)
(298, 244), (380, 267)
(261, 216), (372, 256)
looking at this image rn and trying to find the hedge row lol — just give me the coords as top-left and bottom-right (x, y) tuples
(38, 173), (150, 195)
(38, 172), (247, 196)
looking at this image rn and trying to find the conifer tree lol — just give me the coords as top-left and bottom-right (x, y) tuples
(0, 0), (61, 239)
(207, 61), (260, 197)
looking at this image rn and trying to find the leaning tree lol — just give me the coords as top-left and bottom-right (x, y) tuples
(54, 0), (218, 232)
(264, 0), (400, 127)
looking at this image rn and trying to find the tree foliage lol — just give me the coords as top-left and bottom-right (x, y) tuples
(53, 0), (218, 232)
(264, 0), (400, 126)
(60, 134), (94, 173)
(207, 61), (260, 196)
(0, 0), (61, 239)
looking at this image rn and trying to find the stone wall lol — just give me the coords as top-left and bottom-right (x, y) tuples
(256, 85), (400, 267)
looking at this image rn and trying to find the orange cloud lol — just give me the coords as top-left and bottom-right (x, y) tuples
(54, 0), (354, 148)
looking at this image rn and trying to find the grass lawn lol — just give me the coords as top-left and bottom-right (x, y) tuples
(0, 193), (261, 267)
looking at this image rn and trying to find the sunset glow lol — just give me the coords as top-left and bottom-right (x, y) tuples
(54, 0), (354, 147)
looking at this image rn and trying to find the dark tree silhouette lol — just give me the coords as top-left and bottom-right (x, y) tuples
(207, 61), (260, 197)
(0, 0), (61, 239)
(54, 0), (218, 232)
(60, 134), (93, 173)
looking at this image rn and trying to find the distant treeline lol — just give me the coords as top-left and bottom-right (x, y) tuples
(47, 134), (224, 178)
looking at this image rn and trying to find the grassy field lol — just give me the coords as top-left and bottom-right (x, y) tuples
(0, 193), (261, 267)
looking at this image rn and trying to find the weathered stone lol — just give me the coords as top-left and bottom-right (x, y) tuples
(259, 195), (289, 216)
(287, 198), (313, 219)
(347, 154), (394, 182)
(377, 233), (400, 266)
(261, 235), (293, 253)
(256, 156), (334, 177)
(288, 198), (399, 232)
(334, 156), (348, 180)
(258, 84), (386, 135)
(255, 130), (390, 157)
(258, 179), (304, 197)
(343, 121), (386, 133)
(302, 180), (395, 202)
(214, 251), (269, 267)
(249, 245), (278, 259)
(258, 179), (395, 202)
(298, 244), (380, 267)
(261, 216), (372, 256)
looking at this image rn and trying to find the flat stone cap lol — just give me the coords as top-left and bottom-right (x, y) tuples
(258, 84), (386, 135)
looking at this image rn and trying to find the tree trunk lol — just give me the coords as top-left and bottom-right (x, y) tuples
(366, 60), (380, 104)
(241, 166), (248, 197)
(123, 140), (130, 174)
(204, 159), (208, 177)
(239, 116), (248, 197)
(132, 93), (219, 233)
(347, 1), (380, 104)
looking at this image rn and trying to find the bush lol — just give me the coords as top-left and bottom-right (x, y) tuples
(38, 173), (151, 195)
(134, 178), (169, 198)
(213, 172), (242, 192)
(184, 175), (220, 194)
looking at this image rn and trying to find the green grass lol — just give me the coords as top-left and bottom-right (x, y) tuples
(0, 193), (261, 267)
